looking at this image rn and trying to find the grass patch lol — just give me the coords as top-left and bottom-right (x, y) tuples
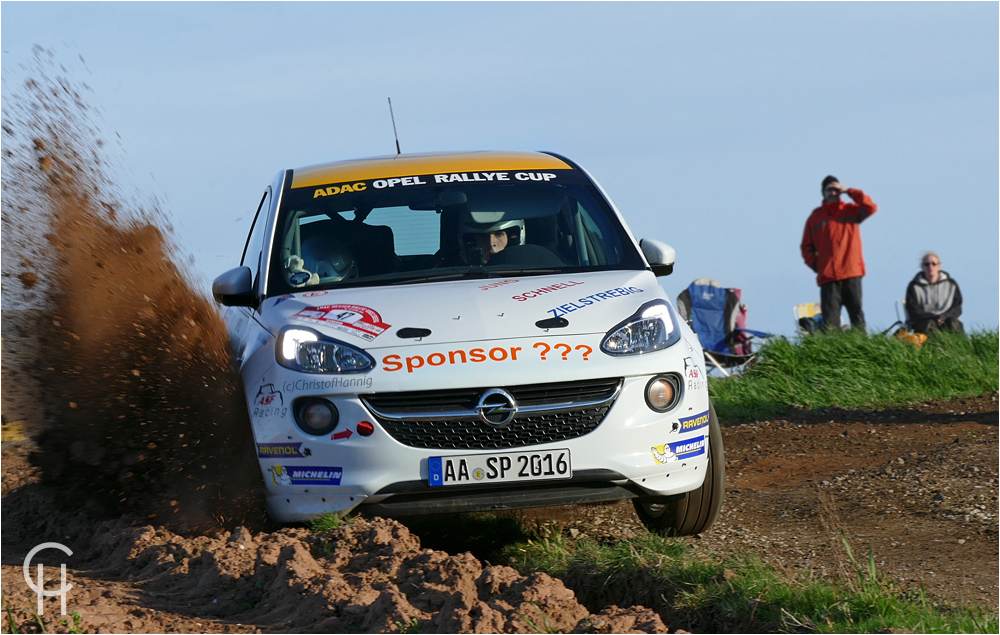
(308, 511), (348, 532)
(710, 329), (998, 420)
(499, 525), (998, 634)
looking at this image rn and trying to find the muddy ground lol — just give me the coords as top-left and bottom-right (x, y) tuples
(2, 388), (996, 634)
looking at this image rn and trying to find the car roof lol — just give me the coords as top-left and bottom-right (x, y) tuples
(289, 151), (574, 189)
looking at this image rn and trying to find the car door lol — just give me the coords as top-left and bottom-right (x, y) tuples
(227, 187), (271, 367)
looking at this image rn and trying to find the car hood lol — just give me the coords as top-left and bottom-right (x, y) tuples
(259, 270), (664, 350)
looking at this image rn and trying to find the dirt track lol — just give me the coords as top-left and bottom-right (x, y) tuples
(2, 391), (996, 634)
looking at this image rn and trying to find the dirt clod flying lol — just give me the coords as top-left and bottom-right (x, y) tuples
(1, 51), (264, 534)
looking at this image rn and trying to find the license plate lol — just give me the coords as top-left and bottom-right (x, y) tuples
(428, 449), (572, 487)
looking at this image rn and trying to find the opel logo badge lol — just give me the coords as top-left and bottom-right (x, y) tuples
(475, 389), (518, 427)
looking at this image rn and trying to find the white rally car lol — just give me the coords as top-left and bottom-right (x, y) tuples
(213, 151), (724, 535)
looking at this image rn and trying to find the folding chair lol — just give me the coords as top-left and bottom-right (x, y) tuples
(794, 302), (822, 334)
(879, 299), (910, 336)
(676, 279), (771, 377)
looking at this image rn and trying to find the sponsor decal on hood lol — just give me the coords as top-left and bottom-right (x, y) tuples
(261, 270), (662, 347)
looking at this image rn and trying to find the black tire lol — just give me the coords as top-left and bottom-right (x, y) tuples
(632, 400), (726, 536)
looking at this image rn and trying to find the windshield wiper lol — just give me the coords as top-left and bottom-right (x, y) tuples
(386, 270), (491, 285)
(483, 268), (565, 277)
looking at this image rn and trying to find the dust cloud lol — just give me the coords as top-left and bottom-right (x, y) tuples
(1, 50), (265, 534)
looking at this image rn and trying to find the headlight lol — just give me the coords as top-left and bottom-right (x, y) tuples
(601, 300), (681, 356)
(276, 327), (375, 373)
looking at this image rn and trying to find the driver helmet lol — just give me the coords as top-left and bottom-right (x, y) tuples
(301, 238), (359, 282)
(458, 218), (526, 248)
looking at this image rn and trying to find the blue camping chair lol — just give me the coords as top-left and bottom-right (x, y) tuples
(676, 279), (771, 376)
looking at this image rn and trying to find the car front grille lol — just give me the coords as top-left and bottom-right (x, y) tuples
(361, 377), (623, 450)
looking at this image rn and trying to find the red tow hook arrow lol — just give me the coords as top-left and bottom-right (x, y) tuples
(332, 429), (354, 441)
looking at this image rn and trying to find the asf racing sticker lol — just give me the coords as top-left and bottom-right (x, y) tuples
(651, 435), (707, 464)
(270, 465), (343, 486)
(683, 357), (705, 391)
(255, 384), (283, 407)
(292, 304), (390, 341)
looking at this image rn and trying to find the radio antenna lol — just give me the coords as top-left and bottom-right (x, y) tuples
(388, 97), (401, 155)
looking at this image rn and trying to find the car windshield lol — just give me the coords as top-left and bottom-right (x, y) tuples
(266, 166), (644, 295)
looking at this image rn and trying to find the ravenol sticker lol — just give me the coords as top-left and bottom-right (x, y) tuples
(257, 443), (306, 458)
(270, 465), (343, 486)
(651, 435), (707, 464)
(292, 304), (390, 341)
(678, 410), (710, 433)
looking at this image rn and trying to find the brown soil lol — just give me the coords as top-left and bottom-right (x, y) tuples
(2, 395), (996, 634)
(514, 394), (999, 612)
(1, 54), (997, 634)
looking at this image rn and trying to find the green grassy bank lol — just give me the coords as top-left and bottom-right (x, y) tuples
(710, 329), (999, 421)
(500, 528), (997, 634)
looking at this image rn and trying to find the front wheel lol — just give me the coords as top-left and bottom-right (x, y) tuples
(632, 400), (725, 536)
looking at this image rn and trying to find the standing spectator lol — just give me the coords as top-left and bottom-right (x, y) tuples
(800, 175), (878, 332)
(905, 252), (964, 334)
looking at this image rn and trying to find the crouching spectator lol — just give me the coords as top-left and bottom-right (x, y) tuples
(906, 252), (964, 334)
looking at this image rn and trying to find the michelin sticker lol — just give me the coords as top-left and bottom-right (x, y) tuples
(292, 304), (390, 341)
(651, 435), (708, 464)
(270, 465), (343, 486)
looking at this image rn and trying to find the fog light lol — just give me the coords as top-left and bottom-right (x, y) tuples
(293, 398), (339, 436)
(645, 375), (681, 412)
(357, 421), (375, 437)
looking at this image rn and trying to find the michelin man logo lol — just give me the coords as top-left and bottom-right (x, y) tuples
(23, 542), (73, 615)
(271, 465), (293, 485)
(651, 444), (677, 464)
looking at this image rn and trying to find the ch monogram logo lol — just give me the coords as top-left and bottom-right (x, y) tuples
(23, 542), (73, 615)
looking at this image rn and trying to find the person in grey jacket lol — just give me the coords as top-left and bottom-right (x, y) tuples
(905, 252), (964, 334)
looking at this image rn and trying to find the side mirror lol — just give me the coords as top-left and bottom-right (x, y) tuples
(212, 267), (256, 307)
(639, 239), (675, 277)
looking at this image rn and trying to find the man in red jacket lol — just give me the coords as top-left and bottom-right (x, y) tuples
(800, 175), (878, 332)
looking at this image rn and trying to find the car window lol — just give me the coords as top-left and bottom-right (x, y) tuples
(241, 188), (271, 289)
(343, 207), (439, 256)
(266, 169), (643, 295)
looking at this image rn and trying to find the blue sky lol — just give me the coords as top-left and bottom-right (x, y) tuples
(2, 2), (997, 336)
